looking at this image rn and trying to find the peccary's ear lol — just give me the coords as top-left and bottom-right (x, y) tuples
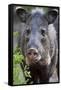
(16, 7), (30, 22)
(46, 9), (58, 24)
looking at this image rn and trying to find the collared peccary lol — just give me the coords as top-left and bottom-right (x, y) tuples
(16, 7), (59, 83)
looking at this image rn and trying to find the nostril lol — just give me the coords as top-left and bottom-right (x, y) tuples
(27, 52), (38, 57)
(27, 48), (38, 56)
(27, 52), (31, 55)
(34, 52), (38, 56)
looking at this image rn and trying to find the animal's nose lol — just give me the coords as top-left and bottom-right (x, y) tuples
(27, 48), (38, 57)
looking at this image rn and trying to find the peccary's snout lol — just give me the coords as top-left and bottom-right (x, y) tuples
(27, 48), (38, 58)
(26, 48), (42, 65)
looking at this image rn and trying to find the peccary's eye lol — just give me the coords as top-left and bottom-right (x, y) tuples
(41, 29), (46, 36)
(26, 29), (31, 35)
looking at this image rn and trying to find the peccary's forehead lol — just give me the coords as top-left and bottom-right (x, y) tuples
(26, 12), (48, 29)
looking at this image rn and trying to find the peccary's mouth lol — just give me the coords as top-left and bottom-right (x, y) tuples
(26, 57), (50, 66)
(39, 59), (49, 65)
(25, 48), (51, 66)
(26, 55), (48, 65)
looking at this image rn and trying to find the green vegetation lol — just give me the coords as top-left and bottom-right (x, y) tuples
(13, 31), (20, 37)
(13, 46), (32, 85)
